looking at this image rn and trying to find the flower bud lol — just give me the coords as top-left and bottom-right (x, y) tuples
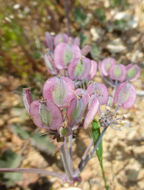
(23, 88), (32, 113)
(99, 57), (116, 76)
(109, 64), (126, 82)
(67, 92), (89, 127)
(126, 64), (140, 81)
(54, 43), (81, 70)
(114, 82), (136, 109)
(68, 57), (91, 80)
(44, 52), (57, 75)
(54, 33), (69, 47)
(87, 83), (108, 105)
(87, 60), (97, 80)
(30, 100), (63, 130)
(44, 32), (54, 52)
(84, 95), (99, 129)
(43, 77), (75, 107)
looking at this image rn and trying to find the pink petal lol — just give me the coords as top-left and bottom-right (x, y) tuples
(114, 82), (136, 109)
(54, 33), (69, 47)
(23, 88), (32, 113)
(54, 43), (81, 70)
(81, 45), (91, 56)
(109, 64), (126, 82)
(42, 76), (75, 107)
(67, 92), (89, 126)
(126, 64), (140, 81)
(99, 57), (116, 76)
(30, 100), (63, 130)
(68, 57), (91, 80)
(87, 83), (108, 105)
(84, 95), (99, 129)
(29, 100), (44, 128)
(87, 60), (97, 80)
(44, 52), (58, 75)
(44, 32), (54, 51)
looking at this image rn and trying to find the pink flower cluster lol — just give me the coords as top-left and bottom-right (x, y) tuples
(23, 32), (140, 138)
(43, 32), (96, 81)
(99, 57), (140, 82)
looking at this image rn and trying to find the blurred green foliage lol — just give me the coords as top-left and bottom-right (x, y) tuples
(0, 150), (23, 187)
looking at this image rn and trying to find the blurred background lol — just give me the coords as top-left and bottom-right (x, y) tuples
(0, 0), (144, 189)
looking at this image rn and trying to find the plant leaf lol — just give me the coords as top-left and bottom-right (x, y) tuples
(31, 133), (56, 156)
(11, 124), (30, 140)
(92, 119), (109, 190)
(0, 150), (23, 187)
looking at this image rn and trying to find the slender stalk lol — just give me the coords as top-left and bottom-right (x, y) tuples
(60, 139), (73, 180)
(0, 168), (65, 179)
(75, 127), (108, 176)
(82, 139), (93, 161)
(68, 135), (73, 173)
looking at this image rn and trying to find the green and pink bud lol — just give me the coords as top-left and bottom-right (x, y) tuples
(42, 77), (75, 107)
(99, 57), (116, 76)
(30, 100), (63, 130)
(67, 90), (89, 127)
(87, 60), (97, 80)
(43, 52), (58, 75)
(114, 82), (136, 109)
(54, 43), (81, 70)
(84, 95), (99, 129)
(44, 32), (54, 52)
(54, 33), (69, 47)
(109, 64), (126, 82)
(23, 88), (32, 114)
(126, 64), (140, 81)
(87, 83), (108, 105)
(68, 57), (91, 80)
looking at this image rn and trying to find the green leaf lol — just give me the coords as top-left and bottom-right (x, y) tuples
(11, 124), (30, 140)
(31, 133), (56, 156)
(0, 150), (23, 187)
(95, 8), (106, 22)
(90, 44), (100, 60)
(92, 119), (109, 190)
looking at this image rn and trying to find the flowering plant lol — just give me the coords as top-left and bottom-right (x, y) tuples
(0, 32), (140, 189)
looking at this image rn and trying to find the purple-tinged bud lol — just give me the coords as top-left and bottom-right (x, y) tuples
(87, 60), (97, 80)
(87, 83), (108, 105)
(109, 64), (126, 82)
(23, 88), (32, 113)
(126, 64), (140, 81)
(67, 92), (89, 127)
(99, 57), (116, 76)
(84, 95), (99, 129)
(68, 57), (91, 80)
(54, 42), (81, 70)
(54, 33), (69, 47)
(44, 32), (54, 52)
(114, 82), (136, 109)
(81, 45), (91, 56)
(43, 52), (57, 75)
(30, 100), (63, 130)
(43, 77), (75, 107)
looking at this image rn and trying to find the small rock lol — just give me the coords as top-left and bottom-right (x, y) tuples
(106, 38), (126, 53)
